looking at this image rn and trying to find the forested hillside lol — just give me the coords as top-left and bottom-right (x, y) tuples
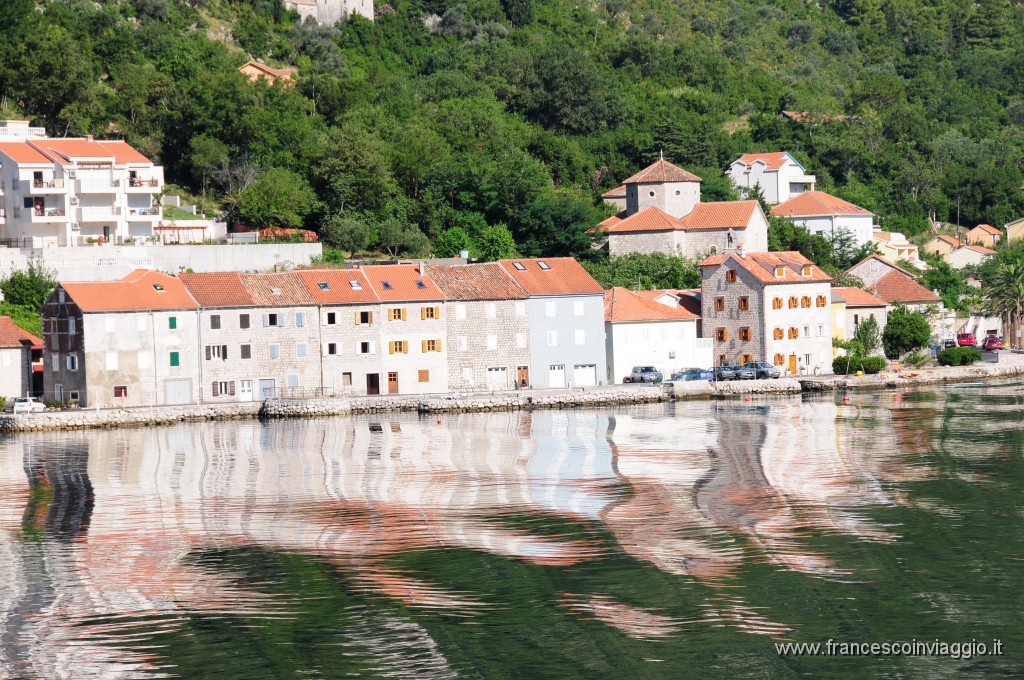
(2, 0), (1023, 260)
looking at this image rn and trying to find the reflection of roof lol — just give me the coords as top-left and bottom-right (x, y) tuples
(771, 191), (872, 217)
(601, 185), (626, 198)
(604, 287), (699, 322)
(623, 158), (702, 184)
(830, 286), (887, 307)
(62, 270), (198, 312)
(873, 270), (941, 304)
(0, 316), (42, 348)
(426, 263), (527, 301)
(498, 258), (603, 296)
(699, 251), (832, 285)
(734, 152), (795, 171)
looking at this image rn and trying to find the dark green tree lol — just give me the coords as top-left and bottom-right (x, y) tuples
(882, 304), (931, 359)
(0, 261), (57, 311)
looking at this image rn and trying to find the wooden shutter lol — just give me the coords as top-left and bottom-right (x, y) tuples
(205, 346), (211, 360)
(368, 311), (374, 324)
(222, 345), (227, 360)
(401, 308), (407, 321)
(436, 339), (442, 352)
(421, 340), (427, 353)
(389, 341), (395, 354)
(402, 341), (408, 354)
(355, 311), (361, 325)
(212, 381), (220, 397)
(433, 306), (439, 319)
(229, 381), (236, 396)
(420, 307), (426, 320)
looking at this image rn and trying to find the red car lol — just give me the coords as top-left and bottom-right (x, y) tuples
(957, 332), (976, 347)
(984, 336), (1003, 350)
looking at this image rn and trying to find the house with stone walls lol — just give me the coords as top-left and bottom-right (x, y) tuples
(360, 263), (449, 396)
(727, 152), (816, 205)
(604, 287), (710, 384)
(427, 262), (531, 392)
(844, 254), (949, 341)
(179, 271), (322, 401)
(0, 316), (42, 400)
(600, 185), (627, 211)
(284, 0), (374, 24)
(597, 156), (769, 259)
(700, 251), (833, 375)
(42, 270), (200, 407)
(238, 60), (295, 85)
(829, 287), (888, 352)
(497, 258), (607, 388)
(770, 190), (875, 248)
(966, 223), (1001, 248)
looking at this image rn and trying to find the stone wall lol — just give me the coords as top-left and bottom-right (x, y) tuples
(608, 230), (677, 257)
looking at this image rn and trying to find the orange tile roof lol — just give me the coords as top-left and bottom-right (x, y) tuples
(35, 139), (153, 165)
(970, 223), (1001, 236)
(94, 140), (152, 164)
(699, 251), (832, 285)
(498, 258), (604, 296)
(846, 254), (918, 280)
(239, 272), (316, 306)
(623, 158), (702, 184)
(361, 264), (443, 302)
(679, 201), (759, 231)
(179, 272), (253, 307)
(675, 289), (702, 316)
(597, 211), (627, 231)
(62, 270), (198, 312)
(829, 286), (887, 307)
(928, 234), (961, 247)
(872, 270), (941, 304)
(771, 190), (872, 217)
(601, 185), (626, 198)
(963, 244), (996, 255)
(0, 316), (42, 348)
(735, 152), (792, 171)
(294, 269), (379, 304)
(0, 142), (52, 164)
(239, 61), (295, 80)
(426, 263), (527, 301)
(604, 287), (699, 322)
(604, 206), (683, 233)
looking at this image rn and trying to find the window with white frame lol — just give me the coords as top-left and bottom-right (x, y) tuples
(545, 301), (557, 317)
(515, 333), (526, 349)
(327, 343), (338, 355)
(51, 354), (59, 371)
(485, 303), (497, 319)
(546, 330), (557, 346)
(269, 344), (280, 359)
(574, 330), (585, 345)
(573, 300), (584, 316)
(296, 312), (306, 328)
(296, 343), (308, 358)
(68, 318), (76, 335)
(359, 341), (374, 355)
(67, 354), (78, 371)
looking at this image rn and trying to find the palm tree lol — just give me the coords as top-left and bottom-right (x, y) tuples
(983, 259), (1024, 349)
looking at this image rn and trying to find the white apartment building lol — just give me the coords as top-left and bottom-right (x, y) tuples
(728, 152), (816, 204)
(771, 190), (875, 247)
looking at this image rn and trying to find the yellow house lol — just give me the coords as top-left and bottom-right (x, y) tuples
(830, 295), (846, 356)
(1006, 217), (1024, 244)
(872, 231), (922, 266)
(922, 234), (961, 257)
(966, 223), (1001, 248)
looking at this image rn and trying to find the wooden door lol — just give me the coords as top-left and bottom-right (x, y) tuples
(516, 366), (530, 388)
(387, 372), (399, 394)
(788, 355), (797, 376)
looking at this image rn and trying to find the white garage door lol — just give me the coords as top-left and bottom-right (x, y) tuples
(164, 379), (192, 405)
(486, 367), (508, 390)
(548, 364), (565, 388)
(573, 364), (597, 387)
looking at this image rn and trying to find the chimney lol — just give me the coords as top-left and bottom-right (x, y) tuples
(419, 261), (425, 276)
(86, 135), (93, 142)
(738, 243), (746, 258)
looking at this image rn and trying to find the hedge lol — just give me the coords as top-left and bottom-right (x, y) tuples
(833, 355), (886, 375)
(936, 347), (983, 366)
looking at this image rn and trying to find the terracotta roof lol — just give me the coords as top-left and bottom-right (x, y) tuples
(734, 152), (794, 171)
(426, 263), (527, 301)
(239, 272), (316, 306)
(294, 269), (379, 304)
(62, 270), (198, 312)
(927, 234), (961, 248)
(179, 272), (253, 307)
(361, 264), (443, 302)
(872, 270), (941, 304)
(830, 286), (887, 307)
(963, 244), (996, 255)
(239, 60), (295, 79)
(699, 251), (832, 285)
(771, 191), (872, 218)
(35, 139), (152, 165)
(0, 316), (41, 348)
(970, 224), (1001, 236)
(846, 254), (917, 280)
(623, 158), (702, 184)
(597, 211), (627, 230)
(0, 142), (53, 164)
(679, 201), (759, 231)
(603, 206), (683, 233)
(675, 289), (702, 316)
(604, 287), (699, 322)
(601, 185), (627, 198)
(498, 258), (604, 296)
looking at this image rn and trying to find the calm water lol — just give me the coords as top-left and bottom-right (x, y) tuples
(1, 385), (1022, 679)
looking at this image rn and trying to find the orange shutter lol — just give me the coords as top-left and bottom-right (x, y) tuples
(436, 339), (442, 352)
(421, 339), (427, 353)
(355, 311), (361, 325)
(421, 307), (426, 320)
(389, 341), (395, 354)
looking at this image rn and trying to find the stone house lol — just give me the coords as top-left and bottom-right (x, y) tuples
(830, 287), (888, 351)
(727, 152), (816, 205)
(284, 0), (374, 24)
(604, 287), (709, 383)
(0, 316), (41, 400)
(922, 234), (961, 257)
(946, 244), (995, 270)
(700, 251), (833, 375)
(771, 190), (875, 247)
(846, 255), (949, 342)
(600, 185), (627, 211)
(966, 223), (1001, 248)
(427, 262), (531, 392)
(497, 258), (607, 388)
(42, 270), (201, 407)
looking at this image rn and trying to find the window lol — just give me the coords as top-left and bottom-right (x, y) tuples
(390, 307), (406, 321)
(418, 369), (430, 383)
(545, 301), (557, 317)
(739, 327), (752, 341)
(168, 316), (177, 330)
(789, 327), (799, 339)
(816, 295), (827, 307)
(772, 297), (783, 310)
(719, 354), (727, 366)
(287, 374), (299, 389)
(114, 385), (127, 398)
(775, 267), (786, 278)
(211, 381), (232, 397)
(270, 288), (281, 296)
(574, 329), (585, 345)
(241, 344), (251, 359)
(58, 289), (65, 304)
(817, 324), (824, 337)
(382, 281), (392, 290)
(513, 261), (526, 271)
(805, 353), (812, 367)
(538, 261), (551, 270)
(802, 266), (812, 277)
(741, 354), (753, 364)
(789, 297), (798, 309)
(774, 354), (785, 366)
(349, 280), (362, 290)
(456, 305), (467, 320)
(210, 315), (221, 330)
(69, 391), (79, 402)
(318, 282), (330, 290)
(240, 314), (250, 329)
(457, 336), (468, 351)
(725, 270), (737, 282)
(357, 310), (373, 325)
(546, 330), (558, 346)
(205, 345), (225, 360)
(389, 340), (408, 354)
(264, 313), (282, 327)
(152, 284), (164, 292)
(67, 355), (78, 371)
(296, 312), (306, 328)
(716, 328), (727, 342)
(327, 343), (338, 355)
(853, 313), (860, 326)
(51, 354), (59, 371)
(801, 296), (811, 308)
(714, 297), (725, 312)
(516, 333), (526, 348)
(422, 339), (441, 352)
(486, 335), (497, 350)
(422, 306), (438, 320)
(269, 344), (280, 359)
(738, 296), (749, 311)
(462, 367), (474, 382)
(69, 318), (76, 335)
(415, 280), (426, 289)
(170, 352), (179, 367)
(322, 312), (334, 325)
(804, 325), (810, 337)
(485, 303), (496, 320)
(359, 341), (373, 355)
(573, 300), (585, 316)
(342, 372), (352, 386)
(774, 328), (784, 340)
(296, 343), (308, 358)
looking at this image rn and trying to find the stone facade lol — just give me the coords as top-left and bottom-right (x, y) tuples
(446, 300), (531, 391)
(626, 180), (700, 217)
(846, 255), (897, 288)
(608, 230), (677, 257)
(319, 303), (383, 395)
(378, 301), (450, 395)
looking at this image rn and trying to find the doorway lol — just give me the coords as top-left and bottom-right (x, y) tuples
(366, 373), (380, 395)
(238, 380), (253, 402)
(548, 364), (565, 388)
(387, 372), (399, 394)
(258, 379), (276, 399)
(516, 365), (530, 388)
(788, 355), (797, 376)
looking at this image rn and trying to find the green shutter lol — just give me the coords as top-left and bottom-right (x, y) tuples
(168, 317), (176, 330)
(170, 352), (179, 367)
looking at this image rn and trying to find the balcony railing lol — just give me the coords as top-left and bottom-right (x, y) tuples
(27, 179), (65, 191)
(79, 206), (121, 220)
(128, 177), (159, 188)
(35, 208), (65, 217)
(77, 178), (121, 193)
(128, 207), (161, 217)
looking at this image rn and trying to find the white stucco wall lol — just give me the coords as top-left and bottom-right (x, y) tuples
(605, 320), (708, 383)
(786, 214), (874, 247)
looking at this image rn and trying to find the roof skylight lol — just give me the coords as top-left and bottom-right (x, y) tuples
(415, 280), (426, 289)
(513, 262), (526, 271)
(318, 282), (330, 290)
(537, 261), (551, 270)
(350, 280), (362, 290)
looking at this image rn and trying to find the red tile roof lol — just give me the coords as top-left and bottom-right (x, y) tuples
(699, 251), (832, 285)
(179, 272), (253, 307)
(603, 206), (683, 233)
(426, 263), (527, 301)
(62, 270), (198, 312)
(34, 139), (153, 165)
(361, 264), (443, 302)
(598, 211), (627, 231)
(239, 272), (316, 306)
(872, 270), (941, 304)
(0, 316), (41, 348)
(735, 152), (792, 171)
(771, 190), (872, 218)
(928, 234), (961, 248)
(675, 289), (702, 316)
(970, 223), (1001, 236)
(239, 60), (295, 80)
(294, 269), (379, 304)
(0, 142), (52, 164)
(601, 185), (627, 198)
(830, 286), (887, 307)
(498, 258), (604, 296)
(623, 158), (702, 184)
(604, 287), (699, 322)
(680, 201), (759, 231)
(963, 244), (996, 255)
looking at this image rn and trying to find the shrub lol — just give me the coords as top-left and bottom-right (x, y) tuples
(937, 347), (983, 366)
(833, 355), (887, 375)
(905, 350), (931, 368)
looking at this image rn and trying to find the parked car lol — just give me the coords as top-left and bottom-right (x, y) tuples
(669, 368), (713, 382)
(942, 339), (957, 349)
(984, 336), (1004, 351)
(624, 366), (662, 383)
(743, 361), (781, 379)
(11, 397), (46, 414)
(730, 365), (757, 380)
(957, 332), (976, 347)
(711, 366), (738, 381)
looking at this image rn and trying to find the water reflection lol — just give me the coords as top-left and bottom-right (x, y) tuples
(0, 390), (1007, 678)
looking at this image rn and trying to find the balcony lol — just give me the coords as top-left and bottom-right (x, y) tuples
(14, 207), (68, 223)
(127, 206), (161, 219)
(26, 179), (66, 194)
(125, 177), (160, 192)
(77, 178), (121, 194)
(79, 206), (121, 222)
